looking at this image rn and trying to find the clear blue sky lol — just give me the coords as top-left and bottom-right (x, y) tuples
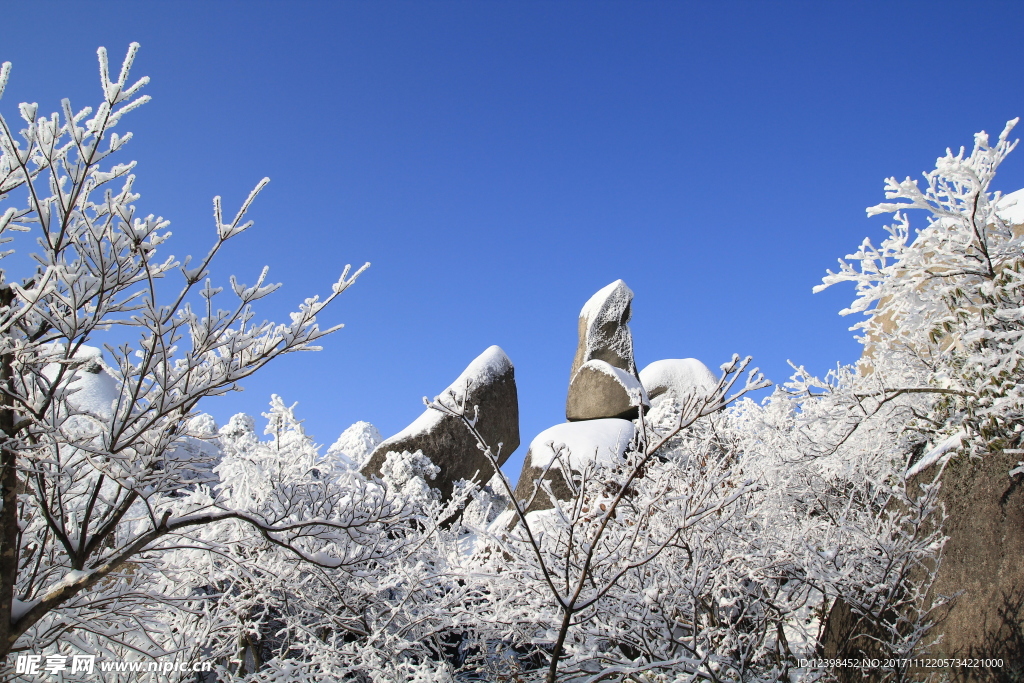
(3, 2), (1023, 480)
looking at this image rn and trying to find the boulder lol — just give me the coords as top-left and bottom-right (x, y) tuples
(821, 449), (1024, 681)
(361, 346), (519, 502)
(511, 419), (635, 515)
(566, 359), (649, 421)
(638, 358), (717, 408)
(569, 280), (637, 382)
(910, 449), (1023, 675)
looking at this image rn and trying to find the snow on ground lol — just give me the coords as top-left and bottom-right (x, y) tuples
(639, 358), (717, 406)
(527, 418), (635, 470)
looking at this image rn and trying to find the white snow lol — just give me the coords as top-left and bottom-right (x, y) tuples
(996, 187), (1024, 227)
(327, 421), (383, 469)
(454, 345), (513, 389)
(527, 418), (635, 470)
(384, 408), (445, 446)
(639, 359), (717, 405)
(576, 359), (649, 408)
(906, 430), (965, 478)
(485, 507), (562, 539)
(42, 345), (120, 418)
(381, 346), (512, 443)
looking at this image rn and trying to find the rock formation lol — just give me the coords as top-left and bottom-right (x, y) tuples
(569, 279), (637, 380)
(566, 280), (645, 421)
(509, 281), (644, 513)
(362, 346), (519, 502)
(511, 280), (715, 517)
(511, 419), (636, 514)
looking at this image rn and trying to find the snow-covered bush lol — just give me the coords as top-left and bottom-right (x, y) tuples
(164, 399), (463, 682)
(427, 120), (1024, 681)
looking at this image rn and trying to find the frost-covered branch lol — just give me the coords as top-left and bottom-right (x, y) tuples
(0, 43), (368, 664)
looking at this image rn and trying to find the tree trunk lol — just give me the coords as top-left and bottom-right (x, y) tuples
(0, 285), (20, 659)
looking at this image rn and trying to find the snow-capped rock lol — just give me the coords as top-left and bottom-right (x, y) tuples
(361, 345), (519, 503)
(639, 358), (718, 408)
(566, 358), (649, 421)
(511, 418), (635, 514)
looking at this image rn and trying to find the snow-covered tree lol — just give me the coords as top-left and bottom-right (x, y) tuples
(0, 43), (370, 669)
(419, 120), (1024, 681)
(173, 398), (478, 682)
(817, 118), (1024, 461)
(432, 357), (786, 682)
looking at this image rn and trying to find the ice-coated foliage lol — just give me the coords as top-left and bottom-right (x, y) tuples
(816, 118), (1024, 459)
(379, 449), (441, 507)
(326, 420), (383, 470)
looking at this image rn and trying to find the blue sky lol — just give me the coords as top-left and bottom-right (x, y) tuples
(2, 2), (1023, 480)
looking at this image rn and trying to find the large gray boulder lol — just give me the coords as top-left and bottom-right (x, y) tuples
(511, 419), (635, 515)
(566, 359), (648, 421)
(362, 346), (519, 502)
(820, 449), (1024, 680)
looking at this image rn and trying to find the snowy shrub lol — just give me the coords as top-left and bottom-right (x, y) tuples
(379, 449), (442, 507)
(326, 421), (383, 470)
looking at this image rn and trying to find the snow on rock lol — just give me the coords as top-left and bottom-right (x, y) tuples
(387, 346), (513, 443)
(510, 419), (635, 514)
(362, 346), (519, 503)
(528, 419), (636, 470)
(996, 187), (1024, 228)
(639, 359), (718, 407)
(485, 505), (567, 543)
(42, 345), (119, 418)
(40, 345), (221, 485)
(455, 344), (514, 390)
(327, 421), (383, 470)
(585, 360), (648, 404)
(571, 280), (636, 381)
